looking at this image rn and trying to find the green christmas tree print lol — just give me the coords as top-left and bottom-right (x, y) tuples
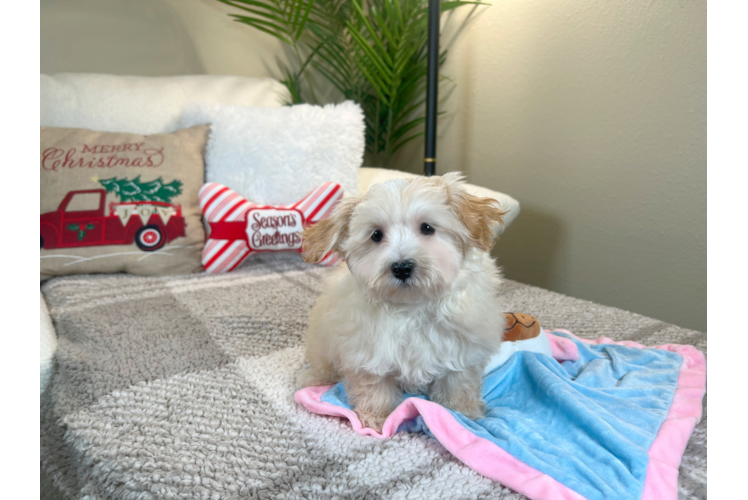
(98, 176), (183, 203)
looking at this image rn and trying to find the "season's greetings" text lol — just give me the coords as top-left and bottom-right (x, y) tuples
(246, 208), (304, 251)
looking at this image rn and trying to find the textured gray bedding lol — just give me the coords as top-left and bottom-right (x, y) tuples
(40, 255), (706, 499)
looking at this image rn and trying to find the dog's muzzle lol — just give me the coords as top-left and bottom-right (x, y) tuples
(391, 260), (415, 282)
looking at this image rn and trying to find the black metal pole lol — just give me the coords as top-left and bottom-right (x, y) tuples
(424, 0), (440, 176)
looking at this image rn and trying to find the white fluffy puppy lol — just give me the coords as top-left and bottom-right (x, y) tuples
(298, 172), (507, 431)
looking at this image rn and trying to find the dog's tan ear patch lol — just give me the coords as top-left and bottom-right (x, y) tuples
(301, 218), (339, 263)
(455, 193), (508, 252)
(441, 174), (507, 252)
(301, 197), (358, 263)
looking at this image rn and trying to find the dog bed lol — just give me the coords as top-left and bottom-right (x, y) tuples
(40, 255), (707, 499)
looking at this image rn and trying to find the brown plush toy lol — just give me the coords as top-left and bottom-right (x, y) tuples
(503, 313), (541, 342)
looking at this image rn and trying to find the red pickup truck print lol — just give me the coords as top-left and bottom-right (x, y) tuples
(40, 189), (186, 251)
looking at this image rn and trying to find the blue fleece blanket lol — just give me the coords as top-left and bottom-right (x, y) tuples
(296, 331), (706, 500)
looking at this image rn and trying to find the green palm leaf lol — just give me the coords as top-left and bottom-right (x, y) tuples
(219, 0), (488, 166)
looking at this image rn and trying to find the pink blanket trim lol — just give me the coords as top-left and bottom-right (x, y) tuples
(548, 333), (580, 362)
(294, 330), (706, 500)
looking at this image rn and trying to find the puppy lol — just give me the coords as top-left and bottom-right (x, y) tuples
(297, 172), (507, 431)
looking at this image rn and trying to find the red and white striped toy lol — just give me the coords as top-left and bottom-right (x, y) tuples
(198, 181), (343, 273)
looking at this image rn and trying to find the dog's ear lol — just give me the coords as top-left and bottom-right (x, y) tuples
(301, 197), (358, 263)
(442, 172), (508, 252)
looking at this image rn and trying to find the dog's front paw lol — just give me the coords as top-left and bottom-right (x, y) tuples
(429, 369), (487, 420)
(431, 392), (486, 420)
(296, 367), (339, 390)
(450, 398), (486, 420)
(355, 409), (389, 433)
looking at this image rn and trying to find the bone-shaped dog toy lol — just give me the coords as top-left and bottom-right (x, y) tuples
(198, 181), (343, 273)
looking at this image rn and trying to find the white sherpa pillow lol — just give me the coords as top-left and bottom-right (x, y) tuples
(41, 73), (289, 135)
(179, 101), (364, 205)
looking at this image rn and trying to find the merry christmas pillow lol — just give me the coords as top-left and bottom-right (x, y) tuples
(40, 125), (209, 280)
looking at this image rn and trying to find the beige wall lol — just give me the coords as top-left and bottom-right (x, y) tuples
(41, 0), (292, 78)
(432, 1), (707, 332)
(707, 0), (720, 353)
(41, 0), (706, 331)
(41, 0), (202, 76)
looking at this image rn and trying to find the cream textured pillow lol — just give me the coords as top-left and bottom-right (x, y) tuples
(40, 125), (209, 280)
(41, 73), (289, 134)
(179, 101), (364, 205)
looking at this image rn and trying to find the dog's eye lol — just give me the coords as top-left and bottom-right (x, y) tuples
(371, 229), (384, 243)
(420, 223), (435, 236)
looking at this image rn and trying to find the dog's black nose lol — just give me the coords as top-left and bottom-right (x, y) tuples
(391, 260), (415, 281)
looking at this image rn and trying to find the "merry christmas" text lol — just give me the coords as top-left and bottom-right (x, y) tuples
(42, 146), (165, 171)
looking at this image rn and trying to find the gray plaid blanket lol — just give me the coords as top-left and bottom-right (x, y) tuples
(41, 255), (707, 499)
